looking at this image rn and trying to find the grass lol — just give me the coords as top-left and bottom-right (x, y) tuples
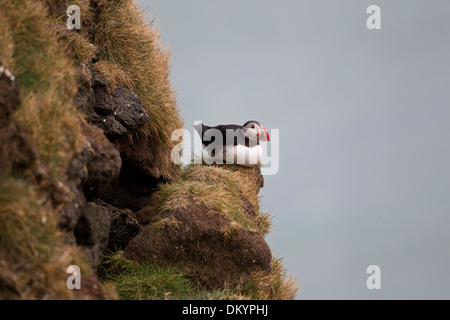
(3, 0), (88, 177)
(93, 0), (183, 179)
(102, 252), (246, 300)
(102, 251), (297, 300)
(104, 164), (297, 300)
(1, 0), (86, 178)
(0, 0), (109, 299)
(151, 164), (272, 235)
(0, 0), (297, 300)
(0, 175), (92, 299)
(240, 257), (298, 300)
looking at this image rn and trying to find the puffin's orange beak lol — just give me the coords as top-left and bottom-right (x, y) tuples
(261, 127), (270, 142)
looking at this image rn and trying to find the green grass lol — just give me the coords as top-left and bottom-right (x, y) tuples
(102, 252), (246, 300)
(103, 164), (297, 300)
(102, 252), (297, 300)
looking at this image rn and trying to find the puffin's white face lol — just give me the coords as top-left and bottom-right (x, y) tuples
(243, 121), (270, 142)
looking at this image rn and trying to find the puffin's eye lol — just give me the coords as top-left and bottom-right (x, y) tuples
(252, 125), (255, 129)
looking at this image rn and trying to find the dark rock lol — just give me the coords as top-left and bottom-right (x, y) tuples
(74, 202), (111, 268)
(72, 274), (107, 300)
(0, 63), (37, 175)
(133, 199), (158, 225)
(111, 87), (148, 131)
(92, 47), (103, 64)
(74, 87), (95, 116)
(57, 188), (86, 232)
(0, 64), (20, 119)
(58, 121), (121, 231)
(115, 160), (160, 195)
(95, 200), (141, 251)
(123, 199), (272, 289)
(80, 121), (122, 201)
(90, 112), (128, 137)
(92, 83), (115, 115)
(66, 142), (91, 189)
(100, 182), (152, 212)
(93, 73), (108, 87)
(115, 131), (164, 179)
(73, 62), (95, 115)
(100, 160), (160, 212)
(72, 274), (106, 300)
(89, 75), (148, 138)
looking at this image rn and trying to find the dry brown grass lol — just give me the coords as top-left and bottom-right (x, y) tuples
(146, 164), (297, 299)
(152, 165), (271, 235)
(0, 175), (91, 299)
(0, 0), (111, 299)
(241, 257), (298, 300)
(1, 0), (297, 300)
(1, 0), (85, 177)
(92, 0), (183, 178)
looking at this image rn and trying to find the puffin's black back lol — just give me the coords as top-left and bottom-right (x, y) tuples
(195, 123), (259, 147)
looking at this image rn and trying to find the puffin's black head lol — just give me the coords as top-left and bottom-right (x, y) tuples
(242, 120), (270, 141)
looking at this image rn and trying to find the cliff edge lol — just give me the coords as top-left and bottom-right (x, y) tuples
(0, 0), (297, 300)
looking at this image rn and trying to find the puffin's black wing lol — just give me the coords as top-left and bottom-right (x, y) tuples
(194, 123), (258, 147)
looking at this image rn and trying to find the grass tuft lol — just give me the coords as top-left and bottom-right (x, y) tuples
(240, 257), (298, 300)
(151, 165), (271, 235)
(0, 175), (92, 299)
(102, 252), (246, 300)
(93, 0), (183, 178)
(1, 0), (85, 177)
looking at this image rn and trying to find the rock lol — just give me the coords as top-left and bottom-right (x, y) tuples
(72, 274), (106, 300)
(115, 131), (163, 179)
(80, 121), (122, 201)
(112, 87), (148, 131)
(0, 63), (20, 120)
(58, 121), (121, 231)
(0, 63), (37, 175)
(100, 160), (160, 212)
(100, 183), (152, 212)
(57, 188), (86, 232)
(90, 112), (128, 137)
(133, 200), (158, 226)
(89, 75), (148, 137)
(74, 202), (111, 269)
(123, 199), (272, 289)
(73, 62), (95, 116)
(56, 144), (89, 231)
(95, 200), (141, 251)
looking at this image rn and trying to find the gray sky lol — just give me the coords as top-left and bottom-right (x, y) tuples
(139, 0), (450, 299)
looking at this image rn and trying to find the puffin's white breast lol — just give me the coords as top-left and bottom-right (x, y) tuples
(223, 145), (263, 166)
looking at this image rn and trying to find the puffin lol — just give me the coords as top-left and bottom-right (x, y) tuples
(194, 120), (270, 166)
